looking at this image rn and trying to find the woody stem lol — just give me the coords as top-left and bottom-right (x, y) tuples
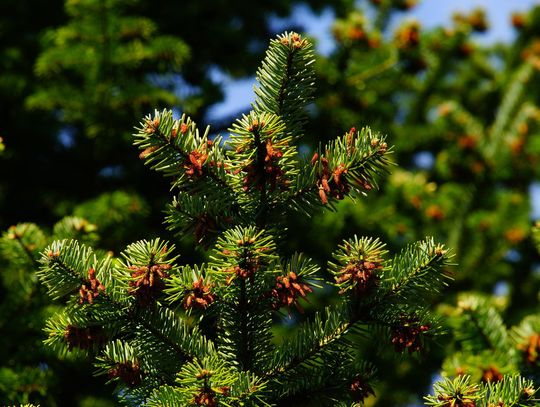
(238, 278), (251, 370)
(254, 130), (268, 229)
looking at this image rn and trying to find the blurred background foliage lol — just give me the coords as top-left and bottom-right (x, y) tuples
(3, 0), (540, 405)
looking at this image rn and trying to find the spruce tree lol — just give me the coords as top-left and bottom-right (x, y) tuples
(34, 32), (454, 406)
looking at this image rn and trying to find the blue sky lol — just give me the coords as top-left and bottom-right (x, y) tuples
(206, 0), (538, 121)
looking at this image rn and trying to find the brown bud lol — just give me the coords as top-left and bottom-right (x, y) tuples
(139, 146), (158, 160)
(512, 12), (526, 29)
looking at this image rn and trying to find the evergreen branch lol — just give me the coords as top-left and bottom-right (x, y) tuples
(283, 126), (392, 214)
(12, 231), (39, 268)
(39, 239), (214, 365)
(4, 223), (47, 269)
(134, 109), (234, 197)
(238, 278), (251, 371)
(265, 303), (359, 380)
(38, 240), (96, 299)
(424, 375), (484, 407)
(453, 293), (511, 355)
(425, 374), (538, 407)
(381, 237), (452, 304)
(133, 307), (215, 364)
(485, 61), (536, 161)
(52, 216), (99, 246)
(209, 227), (278, 372)
(164, 192), (239, 246)
(253, 32), (316, 139)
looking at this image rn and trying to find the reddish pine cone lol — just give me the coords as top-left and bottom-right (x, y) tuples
(270, 271), (313, 312)
(315, 157), (351, 204)
(143, 117), (160, 134)
(390, 320), (429, 354)
(79, 267), (105, 304)
(183, 278), (216, 310)
(520, 333), (540, 364)
(108, 361), (142, 387)
(228, 254), (261, 283)
(64, 325), (106, 351)
(511, 12), (526, 29)
(336, 260), (381, 295)
(128, 263), (171, 306)
(480, 365), (503, 383)
(193, 389), (218, 407)
(185, 150), (208, 178)
(349, 375), (375, 403)
(395, 22), (421, 50)
(243, 139), (287, 192)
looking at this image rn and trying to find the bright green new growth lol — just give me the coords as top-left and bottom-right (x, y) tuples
(36, 32), (453, 406)
(425, 375), (537, 407)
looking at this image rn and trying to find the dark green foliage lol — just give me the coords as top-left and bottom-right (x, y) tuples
(27, 0), (189, 139)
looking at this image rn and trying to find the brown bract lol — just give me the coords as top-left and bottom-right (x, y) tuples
(128, 263), (172, 306)
(481, 365), (503, 383)
(79, 267), (105, 304)
(185, 150), (209, 178)
(228, 256), (261, 283)
(512, 13), (526, 29)
(336, 260), (381, 295)
(183, 278), (216, 310)
(143, 117), (160, 134)
(520, 333), (540, 364)
(270, 271), (313, 313)
(315, 157), (350, 204)
(193, 389), (218, 407)
(349, 375), (375, 403)
(390, 319), (430, 354)
(395, 23), (420, 50)
(108, 361), (142, 388)
(243, 139), (287, 192)
(64, 325), (106, 351)
(139, 146), (158, 160)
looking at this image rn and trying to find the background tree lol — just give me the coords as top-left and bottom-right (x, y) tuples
(423, 222), (540, 406)
(280, 2), (540, 404)
(0, 0), (349, 236)
(0, 217), (115, 405)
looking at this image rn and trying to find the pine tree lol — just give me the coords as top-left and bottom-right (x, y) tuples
(34, 32), (454, 406)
